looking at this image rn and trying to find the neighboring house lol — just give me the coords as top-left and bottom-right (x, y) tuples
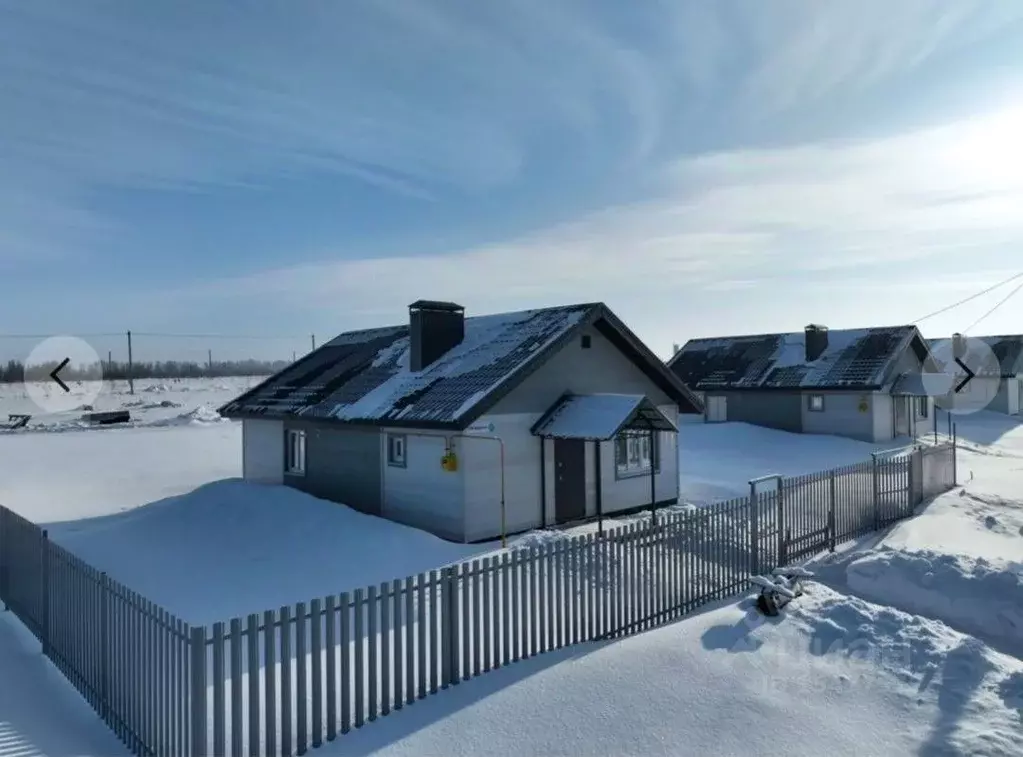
(927, 334), (1023, 416)
(219, 300), (701, 542)
(667, 324), (938, 443)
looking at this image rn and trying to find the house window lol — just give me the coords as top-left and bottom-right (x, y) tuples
(917, 397), (929, 418)
(387, 433), (407, 467)
(581, 334), (592, 349)
(285, 429), (306, 475)
(614, 431), (659, 478)
(808, 394), (825, 412)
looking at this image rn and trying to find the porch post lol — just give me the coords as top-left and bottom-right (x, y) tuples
(539, 437), (546, 528)
(594, 440), (603, 535)
(649, 427), (657, 520)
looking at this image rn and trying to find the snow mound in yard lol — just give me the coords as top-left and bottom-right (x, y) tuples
(146, 404), (226, 426)
(48, 479), (482, 624)
(815, 547), (1023, 659)
(334, 582), (1023, 757)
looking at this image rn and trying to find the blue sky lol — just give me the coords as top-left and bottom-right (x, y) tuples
(2, 0), (1023, 363)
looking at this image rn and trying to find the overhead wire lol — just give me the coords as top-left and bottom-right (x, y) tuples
(962, 279), (1023, 334)
(912, 270), (1023, 325)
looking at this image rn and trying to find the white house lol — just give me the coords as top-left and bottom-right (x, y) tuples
(220, 300), (701, 542)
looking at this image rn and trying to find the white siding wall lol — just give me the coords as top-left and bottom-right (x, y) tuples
(462, 414), (542, 542)
(381, 429), (466, 541)
(241, 419), (284, 483)
(462, 406), (681, 542)
(872, 393), (894, 442)
(593, 404), (679, 515)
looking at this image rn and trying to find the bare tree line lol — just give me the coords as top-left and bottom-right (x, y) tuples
(0, 357), (290, 384)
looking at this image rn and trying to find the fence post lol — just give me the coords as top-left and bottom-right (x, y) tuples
(776, 481), (786, 567)
(0, 509), (7, 611)
(828, 469), (837, 551)
(748, 481), (759, 574)
(871, 453), (880, 532)
(441, 566), (455, 689)
(100, 572), (110, 720)
(952, 424), (958, 485)
(40, 529), (50, 657)
(189, 626), (208, 757)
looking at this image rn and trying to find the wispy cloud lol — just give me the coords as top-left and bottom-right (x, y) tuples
(2, 0), (1022, 341)
(159, 104), (1023, 342)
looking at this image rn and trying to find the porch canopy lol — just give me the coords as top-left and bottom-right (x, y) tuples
(891, 371), (952, 397)
(530, 393), (677, 441)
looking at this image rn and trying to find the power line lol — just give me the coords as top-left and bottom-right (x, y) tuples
(963, 279), (1023, 334)
(0, 332), (123, 339)
(131, 332), (309, 340)
(913, 270), (1023, 324)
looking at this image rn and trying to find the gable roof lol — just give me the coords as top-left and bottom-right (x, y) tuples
(220, 302), (701, 429)
(531, 393), (677, 442)
(926, 335), (1023, 378)
(668, 325), (927, 391)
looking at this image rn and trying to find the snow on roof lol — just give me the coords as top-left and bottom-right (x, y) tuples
(671, 326), (919, 390)
(531, 394), (677, 441)
(221, 305), (593, 426)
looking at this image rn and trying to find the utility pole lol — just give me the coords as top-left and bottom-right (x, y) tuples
(126, 330), (135, 395)
(311, 334), (316, 351)
(208, 348), (213, 375)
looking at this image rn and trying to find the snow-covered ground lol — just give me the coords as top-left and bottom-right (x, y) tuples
(2, 383), (1022, 756)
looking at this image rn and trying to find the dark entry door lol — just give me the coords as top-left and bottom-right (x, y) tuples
(554, 439), (586, 523)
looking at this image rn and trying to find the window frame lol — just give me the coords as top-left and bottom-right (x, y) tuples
(614, 430), (660, 479)
(807, 394), (825, 412)
(387, 433), (407, 468)
(917, 396), (929, 418)
(285, 428), (306, 476)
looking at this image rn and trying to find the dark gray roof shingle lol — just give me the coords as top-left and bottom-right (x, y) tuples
(669, 326), (921, 390)
(221, 305), (594, 426)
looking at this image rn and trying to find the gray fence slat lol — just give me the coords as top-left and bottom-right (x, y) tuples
(510, 551), (521, 663)
(381, 582), (392, 712)
(264, 609), (278, 757)
(500, 555), (511, 668)
(247, 613), (261, 757)
(416, 572), (428, 696)
(229, 618), (243, 757)
(295, 601), (308, 753)
(324, 596), (337, 742)
(367, 586), (378, 721)
(279, 605), (292, 757)
(353, 589), (365, 727)
(310, 598), (323, 746)
(392, 579), (405, 708)
(403, 577), (414, 704)
(481, 559), (492, 673)
(459, 565), (470, 681)
(430, 569), (441, 691)
(339, 592), (351, 734)
(212, 623), (226, 757)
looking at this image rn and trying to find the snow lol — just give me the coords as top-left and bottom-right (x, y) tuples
(677, 421), (912, 503)
(3, 381), (1023, 756)
(680, 326), (912, 388)
(329, 307), (587, 423)
(532, 393), (652, 441)
(45, 479), (486, 624)
(329, 584), (1023, 757)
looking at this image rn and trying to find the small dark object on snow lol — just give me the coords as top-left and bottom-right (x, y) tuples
(83, 410), (131, 425)
(2, 413), (31, 430)
(751, 566), (814, 616)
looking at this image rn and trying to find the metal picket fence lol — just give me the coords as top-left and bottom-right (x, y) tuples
(0, 440), (957, 757)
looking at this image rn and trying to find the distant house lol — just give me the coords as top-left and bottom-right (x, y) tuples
(927, 334), (1022, 416)
(667, 324), (937, 443)
(219, 300), (701, 542)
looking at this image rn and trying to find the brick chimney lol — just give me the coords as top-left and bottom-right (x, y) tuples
(409, 300), (465, 372)
(804, 324), (829, 362)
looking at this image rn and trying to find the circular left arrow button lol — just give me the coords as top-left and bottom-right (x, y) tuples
(50, 357), (71, 393)
(25, 336), (105, 414)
